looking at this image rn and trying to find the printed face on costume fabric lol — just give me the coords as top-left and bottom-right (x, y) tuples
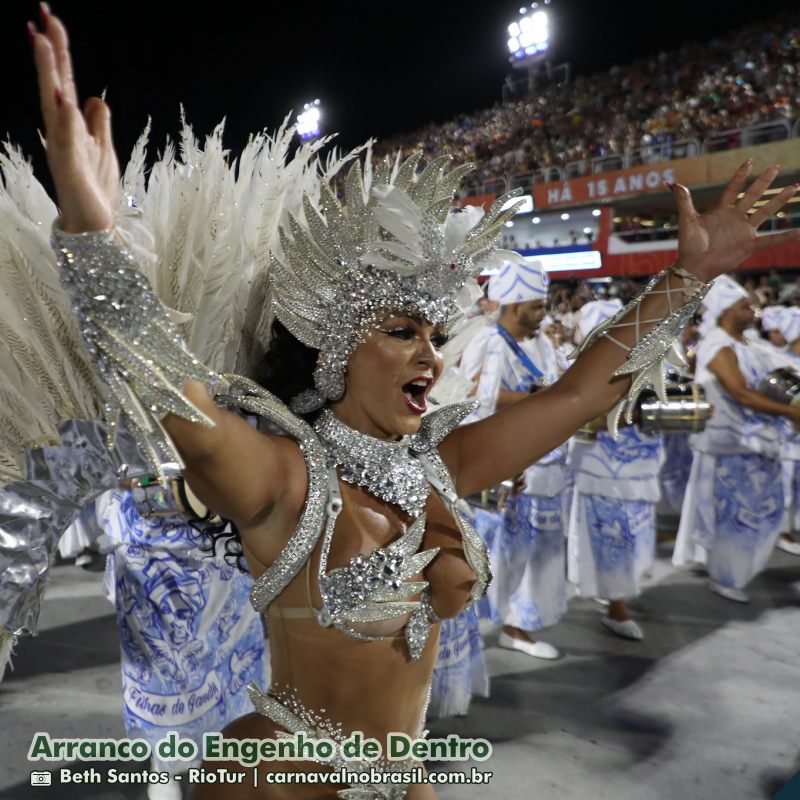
(331, 312), (446, 441)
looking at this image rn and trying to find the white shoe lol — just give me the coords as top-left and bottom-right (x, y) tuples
(74, 553), (93, 568)
(148, 778), (182, 800)
(776, 537), (800, 556)
(601, 616), (643, 640)
(497, 631), (560, 660)
(707, 580), (749, 603)
(594, 597), (610, 607)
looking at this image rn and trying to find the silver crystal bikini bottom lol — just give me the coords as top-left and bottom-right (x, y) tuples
(248, 683), (414, 800)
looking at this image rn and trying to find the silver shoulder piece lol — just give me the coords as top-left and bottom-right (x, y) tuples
(410, 400), (478, 453)
(213, 375), (330, 615)
(53, 227), (221, 478)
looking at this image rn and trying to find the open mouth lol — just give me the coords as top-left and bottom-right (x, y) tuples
(401, 378), (431, 414)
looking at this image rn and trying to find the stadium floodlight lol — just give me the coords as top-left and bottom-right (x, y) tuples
(297, 99), (322, 141)
(507, 6), (550, 65)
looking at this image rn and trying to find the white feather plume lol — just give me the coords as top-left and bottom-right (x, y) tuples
(0, 117), (338, 483)
(0, 145), (105, 481)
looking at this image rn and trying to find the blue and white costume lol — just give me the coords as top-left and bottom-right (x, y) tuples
(428, 603), (489, 719)
(567, 426), (664, 600)
(96, 490), (267, 772)
(659, 433), (695, 516)
(760, 306), (800, 537)
(567, 300), (664, 602)
(467, 259), (568, 632)
(674, 279), (785, 589)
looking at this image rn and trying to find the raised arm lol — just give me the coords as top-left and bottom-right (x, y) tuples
(30, 7), (293, 524)
(442, 163), (800, 497)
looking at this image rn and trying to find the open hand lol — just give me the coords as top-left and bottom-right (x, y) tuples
(670, 161), (800, 282)
(29, 3), (118, 233)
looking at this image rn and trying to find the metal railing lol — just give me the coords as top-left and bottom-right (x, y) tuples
(701, 120), (791, 153)
(459, 120), (798, 198)
(613, 209), (800, 244)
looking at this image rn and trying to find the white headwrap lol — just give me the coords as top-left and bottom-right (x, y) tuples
(488, 256), (549, 305)
(760, 305), (785, 332)
(697, 275), (751, 337)
(702, 275), (750, 322)
(577, 299), (623, 339)
(761, 305), (800, 344)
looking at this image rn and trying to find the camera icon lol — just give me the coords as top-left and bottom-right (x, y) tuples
(30, 771), (52, 786)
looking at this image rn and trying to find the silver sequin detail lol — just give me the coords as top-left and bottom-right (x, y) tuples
(273, 154), (524, 402)
(575, 267), (710, 438)
(248, 682), (414, 800)
(52, 228), (219, 480)
(316, 504), (440, 652)
(314, 410), (430, 517)
(212, 375), (330, 615)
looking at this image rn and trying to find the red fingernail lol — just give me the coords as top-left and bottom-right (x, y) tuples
(27, 21), (36, 45)
(39, 2), (50, 25)
(54, 87), (63, 107)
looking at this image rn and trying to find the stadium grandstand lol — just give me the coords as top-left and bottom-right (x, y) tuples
(375, 10), (800, 281)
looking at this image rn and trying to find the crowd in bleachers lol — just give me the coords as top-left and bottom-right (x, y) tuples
(374, 12), (800, 186)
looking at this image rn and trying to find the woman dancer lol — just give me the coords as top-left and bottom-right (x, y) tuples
(24, 7), (800, 798)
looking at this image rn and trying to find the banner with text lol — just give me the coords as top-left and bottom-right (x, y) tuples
(530, 140), (800, 209)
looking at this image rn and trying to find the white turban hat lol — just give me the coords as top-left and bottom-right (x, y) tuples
(702, 275), (750, 322)
(762, 305), (800, 344)
(761, 305), (785, 331)
(488, 256), (549, 305)
(577, 298), (623, 339)
(697, 275), (751, 337)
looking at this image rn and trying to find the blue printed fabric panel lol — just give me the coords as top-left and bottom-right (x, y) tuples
(101, 491), (267, 772)
(583, 495), (655, 599)
(486, 493), (567, 631)
(706, 454), (783, 588)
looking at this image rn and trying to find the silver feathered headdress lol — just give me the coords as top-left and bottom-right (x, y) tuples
(271, 152), (523, 410)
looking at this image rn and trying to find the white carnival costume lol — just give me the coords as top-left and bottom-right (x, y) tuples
(759, 305), (800, 545)
(674, 277), (785, 593)
(467, 259), (569, 640)
(0, 113), (710, 797)
(567, 301), (665, 620)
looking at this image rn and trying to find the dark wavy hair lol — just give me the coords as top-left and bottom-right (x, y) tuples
(201, 319), (322, 570)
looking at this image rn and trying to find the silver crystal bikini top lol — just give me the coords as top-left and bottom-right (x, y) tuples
(226, 385), (490, 662)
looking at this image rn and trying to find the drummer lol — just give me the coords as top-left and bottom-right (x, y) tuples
(673, 278), (800, 602)
(758, 305), (800, 557)
(566, 300), (664, 641)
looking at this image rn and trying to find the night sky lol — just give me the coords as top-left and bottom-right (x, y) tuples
(3, 0), (798, 170)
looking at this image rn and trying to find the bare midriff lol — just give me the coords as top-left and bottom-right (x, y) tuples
(203, 480), (477, 799)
